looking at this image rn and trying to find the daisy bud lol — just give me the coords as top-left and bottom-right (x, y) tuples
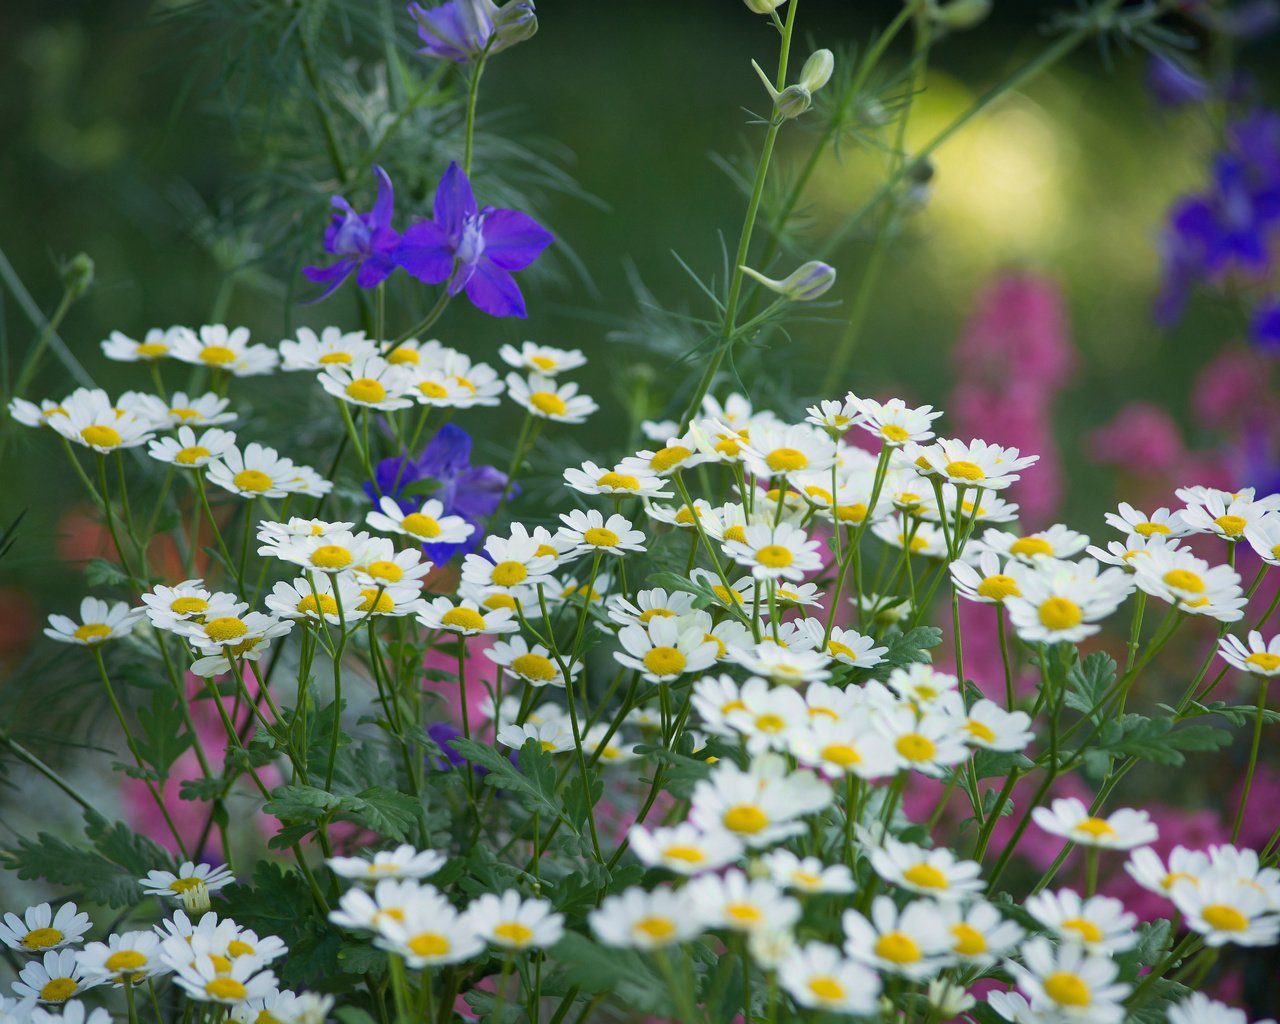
(927, 980), (975, 1016)
(743, 0), (788, 12)
(928, 0), (991, 29)
(750, 60), (812, 120)
(62, 252), (94, 299)
(798, 49), (834, 93)
(179, 879), (211, 917)
(740, 261), (837, 302)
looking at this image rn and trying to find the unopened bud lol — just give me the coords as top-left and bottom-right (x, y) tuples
(750, 60), (812, 120)
(743, 0), (788, 12)
(798, 49), (834, 93)
(928, 0), (992, 29)
(62, 253), (94, 299)
(492, 0), (537, 51)
(927, 980), (976, 1016)
(741, 260), (837, 302)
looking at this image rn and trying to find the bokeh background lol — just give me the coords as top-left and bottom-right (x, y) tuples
(2, 0), (1279, 1009)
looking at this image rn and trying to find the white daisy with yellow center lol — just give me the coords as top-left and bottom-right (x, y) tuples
(278, 326), (375, 371)
(688, 755), (832, 848)
(127, 390), (235, 431)
(1123, 845), (1210, 899)
(378, 338), (451, 369)
(946, 696), (1035, 752)
(718, 676), (809, 754)
(505, 372), (597, 423)
(148, 426), (237, 469)
(906, 437), (1038, 491)
(728, 641), (832, 685)
(1030, 798), (1157, 850)
(605, 587), (697, 628)
(1004, 557), (1133, 644)
(171, 954), (278, 1005)
(8, 396), (73, 429)
(351, 539), (436, 588)
(874, 707), (970, 778)
(1244, 513), (1280, 567)
(410, 354), (504, 408)
(1131, 546), (1246, 622)
(485, 636), (578, 689)
(264, 575), (363, 625)
(328, 878), (429, 932)
(101, 326), (182, 363)
(498, 341), (586, 377)
(1025, 889), (1137, 954)
(780, 941), (881, 1015)
(950, 550), (1026, 604)
(582, 722), (639, 764)
(207, 442), (332, 500)
(496, 720), (574, 755)
(549, 572), (611, 606)
(842, 895), (953, 980)
(466, 891), (564, 951)
(847, 394), (942, 447)
(169, 324), (279, 377)
(460, 533), (557, 592)
(141, 581), (241, 633)
(12, 950), (100, 1004)
(690, 674), (748, 738)
(264, 529), (379, 576)
(556, 508), (647, 557)
(1104, 501), (1190, 539)
(43, 598), (144, 646)
(51, 389), (155, 453)
(373, 888), (484, 968)
(687, 870), (800, 934)
(804, 396), (861, 434)
(627, 823), (743, 876)
(76, 930), (164, 985)
(1006, 937), (1131, 1022)
(417, 596), (517, 636)
(180, 613), (294, 676)
(763, 850), (855, 894)
(1086, 532), (1183, 571)
(722, 522), (823, 582)
(1180, 490), (1280, 542)
(871, 515), (949, 559)
(936, 899), (1023, 968)
(140, 861), (235, 900)
(615, 615), (719, 683)
(0, 903), (90, 954)
(327, 846), (446, 884)
(1218, 629), (1280, 677)
(789, 712), (898, 780)
(319, 355), (415, 411)
(975, 523), (1091, 564)
(1171, 874), (1280, 947)
(885, 664), (960, 709)
(365, 495), (474, 547)
(563, 459), (672, 498)
(645, 497), (721, 533)
(589, 887), (701, 951)
(738, 421), (836, 481)
(870, 838), (984, 901)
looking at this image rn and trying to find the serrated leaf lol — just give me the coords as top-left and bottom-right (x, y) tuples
(337, 787), (420, 841)
(879, 626), (943, 668)
(1064, 651), (1116, 718)
(549, 933), (672, 1015)
(135, 690), (194, 781)
(450, 738), (569, 826)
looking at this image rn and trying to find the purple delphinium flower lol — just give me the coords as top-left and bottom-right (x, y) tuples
(408, 0), (537, 64)
(365, 422), (514, 562)
(1250, 297), (1280, 350)
(1146, 55), (1211, 108)
(395, 162), (553, 318)
(303, 166), (401, 301)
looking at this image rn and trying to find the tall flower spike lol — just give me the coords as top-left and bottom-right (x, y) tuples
(396, 162), (554, 319)
(303, 166), (401, 301)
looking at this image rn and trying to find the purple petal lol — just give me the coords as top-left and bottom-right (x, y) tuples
(301, 260), (357, 303)
(465, 259), (527, 318)
(418, 423), (473, 476)
(434, 162), (477, 237)
(481, 208), (554, 271)
(397, 221), (457, 284)
(371, 165), (396, 231)
(356, 254), (397, 289)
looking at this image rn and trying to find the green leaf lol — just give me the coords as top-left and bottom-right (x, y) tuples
(337, 787), (420, 842)
(1064, 651), (1116, 718)
(450, 738), (569, 826)
(971, 749), (1034, 781)
(264, 784), (343, 823)
(549, 933), (672, 1015)
(879, 626), (943, 668)
(134, 690), (194, 781)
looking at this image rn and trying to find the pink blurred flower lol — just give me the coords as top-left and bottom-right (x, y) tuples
(1087, 403), (1185, 473)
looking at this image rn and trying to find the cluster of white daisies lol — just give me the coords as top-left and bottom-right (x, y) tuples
(0, 862), (327, 1024)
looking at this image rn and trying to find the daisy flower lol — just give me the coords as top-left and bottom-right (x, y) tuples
(719, 677), (810, 754)
(556, 509), (646, 557)
(937, 900), (1023, 969)
(101, 326), (183, 362)
(728, 643), (831, 685)
(581, 723), (639, 764)
(1168, 993), (1275, 1024)
(842, 896), (953, 980)
(51, 390), (153, 454)
(417, 597), (516, 636)
(1024, 889), (1136, 954)
(466, 891), (563, 952)
(264, 530), (379, 575)
(1206, 844), (1280, 901)
(328, 879), (428, 933)
(1124, 845), (1211, 898)
(921, 484), (1020, 526)
(606, 588), (697, 628)
(563, 460), (671, 499)
(1086, 532), (1182, 570)
(277, 326), (374, 371)
(789, 717), (898, 780)
(904, 437), (1038, 491)
(13, 951), (100, 1004)
(1104, 502), (1189, 538)
(1005, 558), (1133, 644)
(265, 575), (363, 624)
(319, 355), (415, 411)
(722, 522), (822, 582)
(614, 617), (718, 683)
(875, 708), (970, 777)
(949, 550), (1024, 604)
(1218, 630), (1280, 677)
(762, 851), (855, 895)
(8, 396), (72, 429)
(498, 341), (586, 376)
(231, 991), (334, 1024)
(486, 637), (578, 689)
(379, 338), (450, 369)
(790, 620), (887, 668)
(1244, 513), (1280, 567)
(148, 426), (237, 469)
(688, 755), (832, 848)
(169, 324), (278, 376)
(506, 373), (596, 424)
(1131, 547), (1245, 621)
(327, 846), (446, 884)
(0, 905), (89, 953)
(1180, 490), (1278, 541)
(1031, 798), (1157, 850)
(1171, 875), (1280, 947)
(847, 395), (942, 446)
(409, 354), (505, 408)
(779, 942), (881, 1015)
(44, 598), (143, 646)
(976, 524), (1091, 563)
(130, 391), (236, 430)
(949, 697), (1035, 752)
(627, 824), (743, 876)
(31, 1002), (110, 1024)
(686, 871), (800, 934)
(460, 534), (557, 592)
(645, 498), (719, 532)
(207, 444), (320, 500)
(172, 956), (277, 1005)
(869, 838), (984, 901)
(619, 439), (708, 479)
(885, 664), (959, 708)
(374, 893), (484, 968)
(496, 719), (575, 754)
(872, 516), (949, 559)
(589, 888), (701, 950)
(140, 862), (235, 901)
(804, 397), (860, 433)
(352, 543), (435, 588)
(740, 422), (836, 480)
(1006, 936), (1130, 1023)
(365, 496), (474, 547)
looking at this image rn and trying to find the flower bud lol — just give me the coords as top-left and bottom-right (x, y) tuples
(62, 252), (94, 299)
(927, 980), (976, 1016)
(179, 879), (211, 917)
(743, 0), (788, 12)
(750, 60), (812, 120)
(798, 49), (834, 93)
(928, 0), (992, 29)
(741, 260), (837, 302)
(492, 0), (537, 52)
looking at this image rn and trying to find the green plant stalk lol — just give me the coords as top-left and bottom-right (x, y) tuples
(1232, 679), (1269, 842)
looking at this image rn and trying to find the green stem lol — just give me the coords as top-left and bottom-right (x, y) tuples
(463, 55), (488, 176)
(11, 289), (75, 400)
(1232, 679), (1269, 843)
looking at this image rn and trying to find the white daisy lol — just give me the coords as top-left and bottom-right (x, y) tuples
(0, 905), (90, 954)
(170, 324), (277, 376)
(365, 496), (474, 546)
(278, 326), (374, 371)
(50, 390), (154, 453)
(847, 395), (941, 446)
(1131, 547), (1245, 621)
(498, 342), (586, 376)
(1006, 936), (1130, 1023)
(172, 955), (277, 1005)
(1104, 502), (1190, 539)
(12, 951), (100, 1005)
(762, 851), (855, 895)
(779, 941), (881, 1015)
(688, 755), (832, 848)
(903, 437), (1038, 491)
(417, 597), (516, 636)
(466, 891), (563, 951)
(44, 598), (143, 646)
(842, 896), (953, 980)
(723, 522), (823, 582)
(140, 862), (235, 900)
(1030, 798), (1157, 850)
(686, 870), (800, 934)
(589, 888), (701, 950)
(869, 837), (984, 901)
(1024, 889), (1137, 954)
(101, 326), (184, 363)
(486, 637), (578, 689)
(627, 824), (743, 876)
(1218, 630), (1280, 677)
(326, 846), (446, 883)
(556, 509), (646, 557)
(563, 460), (672, 499)
(506, 373), (596, 424)
(614, 617), (719, 683)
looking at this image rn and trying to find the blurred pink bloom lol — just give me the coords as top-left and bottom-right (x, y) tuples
(1087, 403), (1185, 473)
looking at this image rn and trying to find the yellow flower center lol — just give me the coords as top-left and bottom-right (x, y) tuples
(39, 979), (77, 1002)
(205, 978), (247, 1001)
(651, 446), (692, 473)
(895, 732), (936, 762)
(1163, 568), (1205, 593)
(715, 437), (743, 457)
(346, 378), (387, 403)
(632, 916), (676, 941)
(724, 902), (762, 925)
(169, 408), (200, 422)
(1043, 972), (1091, 1007)
(73, 623), (112, 642)
(1215, 514), (1247, 537)
(364, 560), (403, 582)
(1134, 521), (1170, 537)
(977, 574), (1021, 601)
(318, 351), (352, 365)
(82, 425), (123, 448)
(419, 381), (449, 399)
(836, 503), (868, 523)
(105, 950), (147, 971)
(1038, 597), (1083, 630)
(946, 460), (985, 481)
(807, 977), (845, 1002)
(297, 593), (338, 617)
(874, 931), (922, 964)
(880, 424), (910, 443)
(766, 448), (809, 473)
(492, 561), (528, 587)
(1201, 904), (1249, 932)
(643, 646), (687, 676)
(751, 713), (784, 734)
(199, 345), (237, 366)
(233, 469), (273, 492)
(357, 589), (394, 614)
(169, 597), (206, 617)
(175, 445), (211, 465)
(530, 391), (567, 417)
(407, 932), (451, 958)
(722, 524), (747, 544)
(821, 743), (862, 767)
(722, 804), (769, 834)
(1010, 536), (1053, 557)
(311, 545), (353, 569)
(493, 922), (534, 946)
(483, 593), (517, 611)
(804, 485), (833, 505)
(386, 346), (419, 365)
(401, 512), (441, 538)
(755, 544), (793, 568)
(1074, 817), (1115, 839)
(168, 877), (205, 893)
(638, 608), (675, 623)
(442, 607), (487, 632)
(583, 527), (620, 548)
(512, 653), (558, 683)
(597, 471), (640, 491)
(663, 845), (705, 864)
(21, 928), (63, 950)
(205, 616), (248, 642)
(529, 354), (557, 371)
(1062, 917), (1104, 943)
(136, 342), (168, 358)
(208, 954), (233, 973)
(674, 506), (699, 526)
(950, 923), (987, 956)
(1161, 871), (1197, 890)
(902, 863), (949, 890)
(1245, 652), (1280, 672)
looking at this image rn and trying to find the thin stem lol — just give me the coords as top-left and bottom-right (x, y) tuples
(1232, 679), (1269, 843)
(463, 55), (488, 176)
